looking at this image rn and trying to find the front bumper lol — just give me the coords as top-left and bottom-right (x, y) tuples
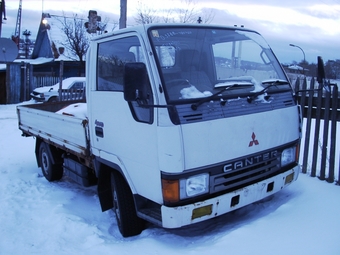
(30, 93), (46, 102)
(161, 166), (299, 228)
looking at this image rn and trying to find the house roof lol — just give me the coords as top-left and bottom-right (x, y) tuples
(0, 57), (54, 71)
(288, 64), (303, 70)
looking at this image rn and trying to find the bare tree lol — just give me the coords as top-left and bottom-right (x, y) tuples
(57, 13), (114, 63)
(134, 2), (160, 24)
(134, 0), (215, 25)
(199, 8), (215, 24)
(176, 0), (199, 23)
(58, 14), (90, 64)
(162, 8), (175, 23)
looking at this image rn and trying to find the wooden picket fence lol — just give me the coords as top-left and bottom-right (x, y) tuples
(32, 76), (60, 88)
(295, 77), (340, 184)
(33, 75), (86, 102)
(59, 88), (86, 101)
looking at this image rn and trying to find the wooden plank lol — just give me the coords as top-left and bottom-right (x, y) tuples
(297, 76), (307, 124)
(294, 77), (300, 94)
(0, 71), (6, 104)
(7, 64), (21, 103)
(296, 77), (339, 183)
(299, 97), (340, 121)
(309, 97), (340, 115)
(300, 108), (340, 121)
(302, 77), (314, 174)
(311, 82), (323, 177)
(328, 84), (338, 183)
(319, 87), (331, 180)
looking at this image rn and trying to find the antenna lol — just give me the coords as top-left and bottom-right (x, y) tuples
(0, 38), (19, 62)
(12, 0), (22, 46)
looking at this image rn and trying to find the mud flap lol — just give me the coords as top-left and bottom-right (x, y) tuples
(97, 165), (114, 212)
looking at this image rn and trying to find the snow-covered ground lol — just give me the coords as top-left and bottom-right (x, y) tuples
(1, 103), (340, 255)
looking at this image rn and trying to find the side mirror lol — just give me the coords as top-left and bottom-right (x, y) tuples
(123, 62), (149, 102)
(317, 56), (325, 84)
(317, 56), (330, 92)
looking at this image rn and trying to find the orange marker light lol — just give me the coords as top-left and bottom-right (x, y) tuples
(161, 179), (179, 203)
(295, 143), (300, 162)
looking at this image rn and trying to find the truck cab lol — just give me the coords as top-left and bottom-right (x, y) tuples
(86, 24), (301, 236)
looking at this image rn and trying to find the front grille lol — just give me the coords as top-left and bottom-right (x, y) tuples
(161, 142), (298, 207)
(182, 113), (203, 122)
(210, 155), (280, 194)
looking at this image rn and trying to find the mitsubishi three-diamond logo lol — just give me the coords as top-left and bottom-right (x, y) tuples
(249, 132), (259, 147)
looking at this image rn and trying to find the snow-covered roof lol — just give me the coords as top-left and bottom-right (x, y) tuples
(288, 64), (303, 70)
(0, 57), (54, 71)
(14, 57), (54, 64)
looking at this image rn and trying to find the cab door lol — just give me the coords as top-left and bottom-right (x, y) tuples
(87, 33), (161, 202)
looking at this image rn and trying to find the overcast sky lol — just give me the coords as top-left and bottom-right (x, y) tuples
(1, 0), (339, 64)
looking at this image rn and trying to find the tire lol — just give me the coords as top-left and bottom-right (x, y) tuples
(111, 171), (145, 237)
(48, 97), (58, 103)
(38, 142), (63, 181)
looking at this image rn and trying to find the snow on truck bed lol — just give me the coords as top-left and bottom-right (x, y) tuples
(55, 103), (88, 119)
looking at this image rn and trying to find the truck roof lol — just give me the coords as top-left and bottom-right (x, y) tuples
(91, 23), (258, 41)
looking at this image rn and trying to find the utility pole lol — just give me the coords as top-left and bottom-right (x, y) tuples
(0, 0), (7, 37)
(119, 0), (127, 29)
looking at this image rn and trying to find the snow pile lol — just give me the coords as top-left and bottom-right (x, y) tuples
(180, 85), (212, 99)
(56, 103), (88, 118)
(1, 103), (340, 255)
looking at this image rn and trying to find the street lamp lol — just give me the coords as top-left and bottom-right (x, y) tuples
(289, 43), (306, 75)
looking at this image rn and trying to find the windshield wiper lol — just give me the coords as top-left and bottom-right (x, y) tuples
(246, 79), (289, 103)
(214, 81), (254, 89)
(191, 83), (253, 110)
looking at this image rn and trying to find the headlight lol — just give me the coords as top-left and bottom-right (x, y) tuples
(180, 173), (209, 199)
(281, 147), (297, 167)
(161, 173), (209, 203)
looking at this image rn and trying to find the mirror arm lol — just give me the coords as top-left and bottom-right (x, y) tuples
(294, 80), (336, 99)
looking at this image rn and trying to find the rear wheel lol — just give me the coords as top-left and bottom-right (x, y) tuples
(111, 171), (145, 237)
(38, 142), (63, 181)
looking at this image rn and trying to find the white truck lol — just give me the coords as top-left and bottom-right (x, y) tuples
(17, 24), (301, 237)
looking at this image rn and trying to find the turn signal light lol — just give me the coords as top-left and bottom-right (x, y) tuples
(162, 179), (179, 203)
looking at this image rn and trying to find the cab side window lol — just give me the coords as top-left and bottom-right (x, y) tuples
(97, 36), (154, 124)
(97, 36), (138, 91)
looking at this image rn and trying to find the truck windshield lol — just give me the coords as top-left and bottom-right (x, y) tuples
(148, 26), (290, 102)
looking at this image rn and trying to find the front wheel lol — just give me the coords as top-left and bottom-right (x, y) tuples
(48, 97), (58, 103)
(38, 142), (63, 181)
(111, 171), (145, 237)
